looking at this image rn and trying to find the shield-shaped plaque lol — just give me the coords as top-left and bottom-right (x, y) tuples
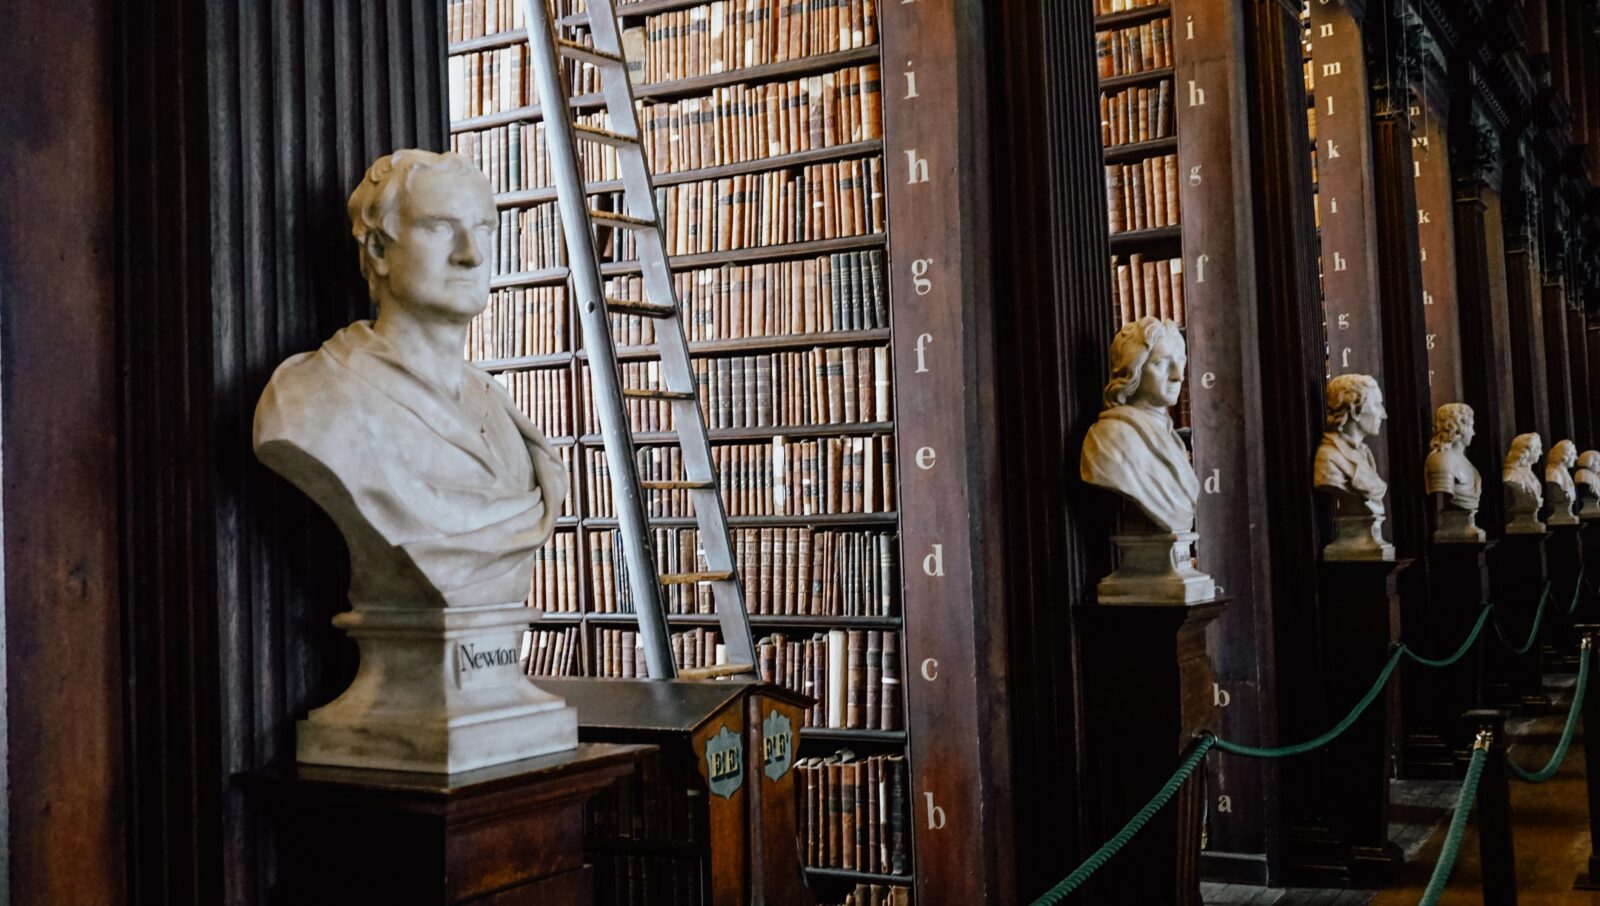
(705, 724), (744, 799)
(762, 710), (794, 781)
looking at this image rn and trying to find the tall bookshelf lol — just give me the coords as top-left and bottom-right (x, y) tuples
(445, 1), (912, 903)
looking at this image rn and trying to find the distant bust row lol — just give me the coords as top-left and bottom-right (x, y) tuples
(1079, 316), (1600, 603)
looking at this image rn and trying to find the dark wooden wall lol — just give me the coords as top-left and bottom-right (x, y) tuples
(0, 1), (125, 903)
(117, 1), (448, 903)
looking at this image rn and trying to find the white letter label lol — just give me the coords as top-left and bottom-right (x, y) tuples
(903, 63), (919, 99)
(1326, 139), (1341, 159)
(1322, 61), (1342, 77)
(1200, 371), (1217, 389)
(911, 258), (933, 295)
(1188, 165), (1203, 187)
(1213, 684), (1231, 707)
(923, 544), (945, 577)
(921, 658), (939, 681)
(915, 447), (937, 470)
(1188, 80), (1206, 107)
(1332, 251), (1347, 272)
(1204, 469), (1221, 494)
(1218, 795), (1234, 813)
(914, 333), (933, 372)
(925, 792), (947, 830)
(1194, 254), (1209, 284)
(1337, 313), (1350, 330)
(905, 149), (930, 185)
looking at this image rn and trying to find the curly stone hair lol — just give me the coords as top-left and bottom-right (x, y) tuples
(347, 149), (495, 300)
(1325, 373), (1380, 431)
(1103, 317), (1185, 409)
(1428, 403), (1474, 454)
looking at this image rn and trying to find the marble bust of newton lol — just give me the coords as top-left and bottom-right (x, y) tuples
(1423, 402), (1484, 543)
(1080, 317), (1214, 603)
(1545, 439), (1580, 526)
(254, 149), (576, 773)
(1577, 450), (1600, 520)
(1314, 373), (1394, 560)
(1503, 432), (1545, 534)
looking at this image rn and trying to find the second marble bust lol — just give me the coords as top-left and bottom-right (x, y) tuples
(1081, 317), (1214, 604)
(1423, 403), (1484, 543)
(1314, 374), (1394, 560)
(1503, 432), (1546, 534)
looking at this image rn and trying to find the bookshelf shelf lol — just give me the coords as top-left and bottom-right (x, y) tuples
(1093, 3), (1173, 29)
(800, 728), (907, 743)
(492, 140), (886, 209)
(633, 46), (881, 103)
(472, 350), (574, 371)
(486, 236), (888, 291)
(590, 422), (897, 446)
(1107, 223), (1183, 255)
(604, 329), (893, 362)
(1099, 66), (1176, 93)
(803, 866), (913, 885)
(1103, 135), (1179, 164)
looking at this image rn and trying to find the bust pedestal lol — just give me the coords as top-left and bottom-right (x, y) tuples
(1325, 512), (1396, 562)
(1077, 598), (1227, 906)
(1283, 560), (1405, 886)
(244, 742), (652, 904)
(1098, 531), (1216, 604)
(1485, 532), (1552, 711)
(1401, 541), (1492, 778)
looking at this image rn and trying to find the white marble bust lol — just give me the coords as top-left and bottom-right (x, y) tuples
(253, 150), (576, 772)
(1314, 374), (1394, 560)
(1503, 432), (1546, 534)
(1080, 317), (1213, 603)
(1424, 403), (1484, 543)
(1576, 450), (1600, 520)
(1545, 438), (1580, 526)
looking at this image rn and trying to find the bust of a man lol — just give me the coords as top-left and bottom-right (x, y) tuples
(1314, 374), (1394, 560)
(1424, 403), (1484, 542)
(1576, 450), (1600, 520)
(1503, 432), (1545, 534)
(255, 150), (569, 607)
(1081, 317), (1199, 533)
(1080, 317), (1213, 603)
(252, 150), (576, 773)
(1545, 439), (1580, 526)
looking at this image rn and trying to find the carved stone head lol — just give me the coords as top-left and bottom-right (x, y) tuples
(1549, 439), (1578, 471)
(1104, 317), (1187, 411)
(1326, 373), (1386, 440)
(1429, 403), (1475, 453)
(348, 149), (498, 323)
(1505, 432), (1543, 473)
(1580, 450), (1600, 475)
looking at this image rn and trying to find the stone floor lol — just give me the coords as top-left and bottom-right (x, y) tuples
(1205, 673), (1600, 905)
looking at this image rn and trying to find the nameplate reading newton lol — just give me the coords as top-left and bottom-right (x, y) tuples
(706, 725), (744, 798)
(453, 635), (523, 690)
(762, 711), (794, 781)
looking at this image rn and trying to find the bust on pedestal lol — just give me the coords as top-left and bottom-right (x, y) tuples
(1080, 317), (1215, 603)
(1576, 451), (1600, 520)
(1424, 403), (1484, 543)
(253, 150), (578, 773)
(1503, 433), (1547, 535)
(1314, 374), (1395, 561)
(1546, 439), (1581, 527)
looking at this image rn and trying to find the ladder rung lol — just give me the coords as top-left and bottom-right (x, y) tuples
(606, 296), (677, 318)
(660, 570), (735, 586)
(590, 209), (657, 231)
(557, 38), (625, 68)
(622, 387), (693, 401)
(677, 663), (756, 680)
(640, 479), (715, 490)
(573, 123), (639, 148)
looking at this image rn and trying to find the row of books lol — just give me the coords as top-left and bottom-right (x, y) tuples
(528, 531), (581, 612)
(591, 527), (898, 617)
(646, 158), (887, 255)
(604, 251), (889, 346)
(467, 287), (570, 360)
(573, 346), (893, 433)
(498, 367), (574, 437)
(591, 853), (703, 906)
(1093, 0), (1166, 14)
(448, 45), (602, 121)
(1101, 80), (1173, 148)
(1111, 254), (1187, 327)
(587, 750), (699, 845)
(452, 112), (621, 194)
(1105, 154), (1181, 234)
(596, 627), (730, 677)
(635, 0), (880, 84)
(492, 203), (566, 276)
(1095, 19), (1175, 80)
(522, 626), (582, 676)
(823, 886), (911, 906)
(797, 751), (909, 874)
(586, 435), (896, 517)
(445, 0), (590, 44)
(639, 67), (883, 174)
(757, 630), (901, 730)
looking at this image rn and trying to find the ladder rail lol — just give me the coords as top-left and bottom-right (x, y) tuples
(519, 0), (676, 679)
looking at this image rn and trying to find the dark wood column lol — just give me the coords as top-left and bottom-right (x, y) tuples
(1244, 0), (1329, 882)
(0, 1), (125, 902)
(1543, 275), (1576, 443)
(117, 2), (449, 903)
(1452, 138), (1511, 532)
(1570, 311), (1594, 449)
(1503, 149), (1553, 441)
(1590, 325), (1600, 448)
(981, 0), (1110, 898)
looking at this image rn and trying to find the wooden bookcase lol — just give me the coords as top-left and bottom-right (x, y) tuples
(444, 1), (912, 902)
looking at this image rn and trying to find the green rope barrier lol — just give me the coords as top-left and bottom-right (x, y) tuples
(1507, 641), (1590, 783)
(1417, 740), (1489, 906)
(1214, 647), (1404, 758)
(1491, 582), (1552, 655)
(1562, 565), (1588, 616)
(1404, 606), (1493, 669)
(1029, 736), (1217, 906)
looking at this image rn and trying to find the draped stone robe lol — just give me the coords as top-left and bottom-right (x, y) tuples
(1314, 430), (1388, 516)
(1080, 403), (1199, 533)
(254, 321), (569, 608)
